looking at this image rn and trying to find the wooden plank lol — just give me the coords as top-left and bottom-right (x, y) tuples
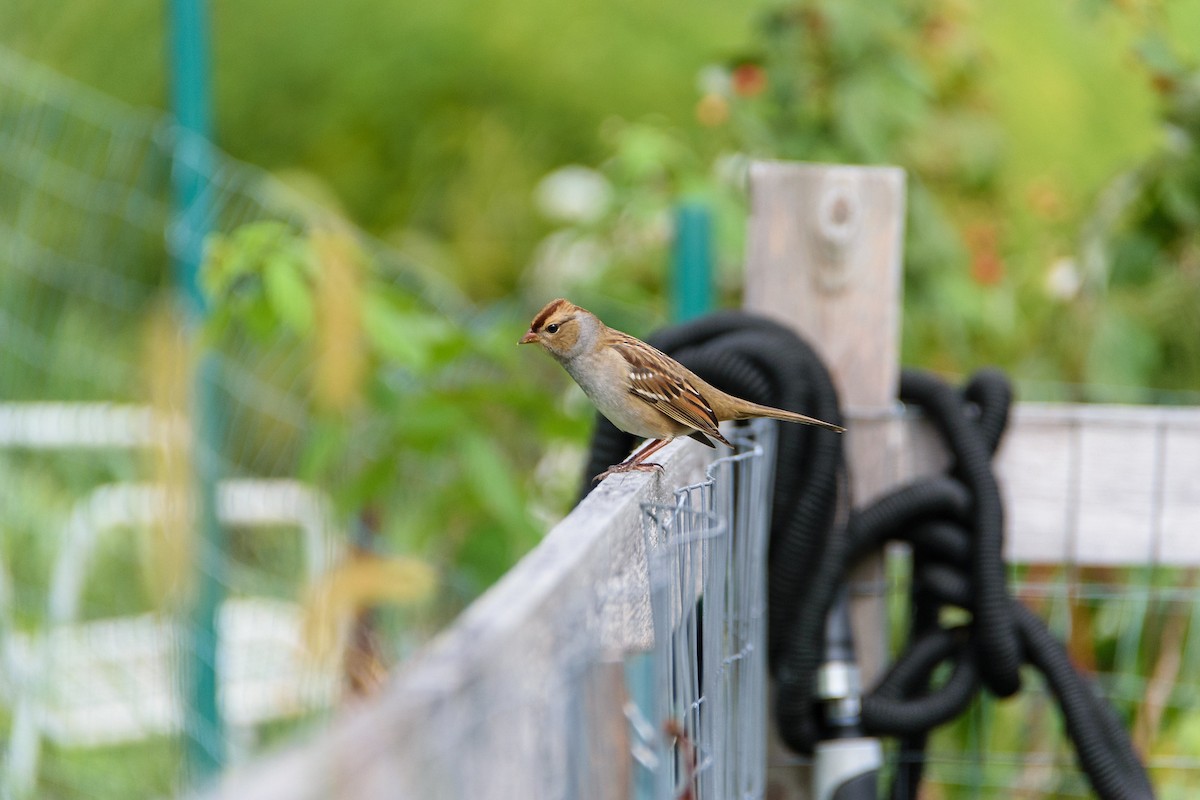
(199, 438), (711, 800)
(744, 161), (905, 415)
(744, 161), (906, 800)
(1161, 422), (1200, 564)
(1000, 403), (1200, 566)
(860, 402), (1200, 567)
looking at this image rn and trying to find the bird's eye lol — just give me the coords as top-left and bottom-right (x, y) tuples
(546, 323), (560, 334)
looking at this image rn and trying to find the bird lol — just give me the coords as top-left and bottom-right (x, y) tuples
(519, 298), (844, 482)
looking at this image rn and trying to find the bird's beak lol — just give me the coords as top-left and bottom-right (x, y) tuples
(519, 330), (538, 345)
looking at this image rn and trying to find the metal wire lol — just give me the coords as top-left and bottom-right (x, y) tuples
(0, 43), (452, 799)
(874, 401), (1200, 799)
(640, 419), (775, 800)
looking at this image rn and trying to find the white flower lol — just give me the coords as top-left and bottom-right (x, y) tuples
(696, 64), (732, 97)
(534, 166), (612, 224)
(528, 231), (608, 292)
(1045, 257), (1082, 300)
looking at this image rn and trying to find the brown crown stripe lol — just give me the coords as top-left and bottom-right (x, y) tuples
(530, 298), (570, 332)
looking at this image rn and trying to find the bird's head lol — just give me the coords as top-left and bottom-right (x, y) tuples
(519, 298), (596, 361)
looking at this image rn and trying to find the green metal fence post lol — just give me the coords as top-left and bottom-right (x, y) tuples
(168, 0), (227, 781)
(624, 652), (663, 800)
(670, 200), (714, 322)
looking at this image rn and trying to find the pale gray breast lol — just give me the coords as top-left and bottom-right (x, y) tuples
(563, 348), (672, 439)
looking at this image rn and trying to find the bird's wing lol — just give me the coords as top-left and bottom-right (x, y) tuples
(612, 339), (731, 446)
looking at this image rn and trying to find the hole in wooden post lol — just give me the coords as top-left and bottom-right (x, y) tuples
(813, 177), (862, 293)
(830, 197), (850, 225)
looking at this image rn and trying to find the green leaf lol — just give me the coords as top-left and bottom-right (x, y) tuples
(200, 232), (231, 299)
(299, 416), (348, 480)
(362, 294), (429, 370)
(461, 433), (533, 539)
(361, 294), (459, 372)
(454, 523), (512, 591)
(263, 255), (314, 332)
(387, 393), (470, 448)
(244, 295), (279, 341)
(1161, 175), (1200, 227)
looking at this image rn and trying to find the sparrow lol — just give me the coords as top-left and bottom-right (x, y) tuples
(520, 298), (844, 482)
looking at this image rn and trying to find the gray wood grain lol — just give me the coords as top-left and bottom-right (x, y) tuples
(197, 440), (710, 800)
(875, 402), (1200, 565)
(744, 160), (906, 800)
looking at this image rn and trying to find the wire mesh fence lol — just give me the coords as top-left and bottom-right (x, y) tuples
(200, 420), (774, 800)
(907, 564), (1200, 799)
(868, 404), (1200, 800)
(0, 44), (459, 799)
(1, 45), (777, 800)
(640, 421), (775, 800)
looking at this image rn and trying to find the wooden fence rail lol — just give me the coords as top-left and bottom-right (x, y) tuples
(201, 439), (714, 799)
(851, 402), (1200, 567)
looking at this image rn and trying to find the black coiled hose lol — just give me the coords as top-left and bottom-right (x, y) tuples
(580, 312), (1154, 800)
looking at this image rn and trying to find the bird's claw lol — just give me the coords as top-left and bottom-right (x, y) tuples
(592, 461), (665, 483)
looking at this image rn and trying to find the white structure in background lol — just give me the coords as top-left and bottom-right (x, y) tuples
(0, 404), (342, 799)
(0, 403), (173, 448)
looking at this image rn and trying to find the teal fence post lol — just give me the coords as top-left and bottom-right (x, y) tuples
(624, 652), (664, 800)
(168, 0), (227, 781)
(671, 201), (714, 322)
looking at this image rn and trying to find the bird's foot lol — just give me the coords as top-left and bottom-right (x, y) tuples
(592, 461), (665, 483)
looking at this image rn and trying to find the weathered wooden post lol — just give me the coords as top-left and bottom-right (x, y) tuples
(743, 161), (906, 799)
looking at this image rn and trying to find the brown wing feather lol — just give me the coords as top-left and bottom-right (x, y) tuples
(612, 339), (733, 447)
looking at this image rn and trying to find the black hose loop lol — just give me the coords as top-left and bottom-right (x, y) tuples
(900, 369), (1022, 697)
(846, 477), (973, 564)
(963, 368), (1013, 454)
(1016, 605), (1155, 800)
(864, 627), (979, 735)
(579, 313), (1153, 799)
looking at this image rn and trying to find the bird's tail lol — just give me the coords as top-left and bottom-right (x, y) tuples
(735, 402), (845, 433)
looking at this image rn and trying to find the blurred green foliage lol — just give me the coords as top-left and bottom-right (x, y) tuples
(200, 221), (585, 597)
(538, 0), (1200, 399)
(0, 0), (748, 300)
(1077, 14), (1200, 395)
(7, 0), (1200, 398)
